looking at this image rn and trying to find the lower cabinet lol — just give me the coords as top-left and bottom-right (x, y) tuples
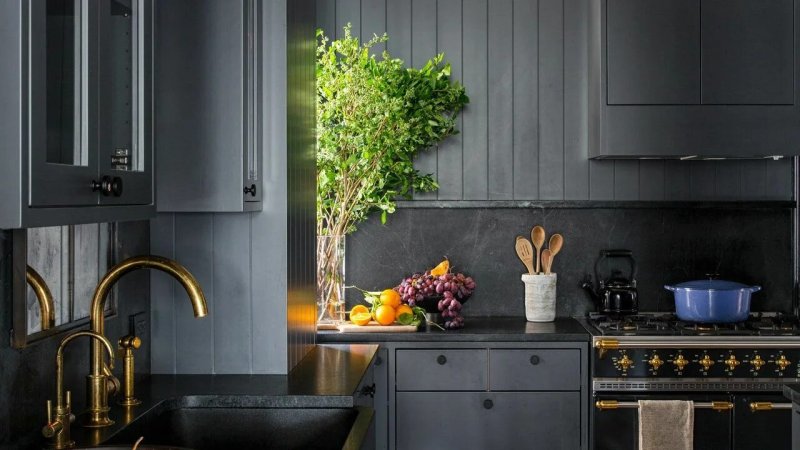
(793, 403), (800, 450)
(396, 392), (581, 450)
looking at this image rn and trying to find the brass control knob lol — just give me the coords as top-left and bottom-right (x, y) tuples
(673, 354), (688, 371)
(617, 354), (633, 371)
(699, 355), (715, 371)
(724, 355), (741, 372)
(749, 355), (766, 371)
(648, 354), (664, 371)
(776, 355), (792, 371)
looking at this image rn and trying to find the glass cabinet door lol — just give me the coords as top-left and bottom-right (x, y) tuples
(97, 0), (152, 206)
(28, 0), (99, 207)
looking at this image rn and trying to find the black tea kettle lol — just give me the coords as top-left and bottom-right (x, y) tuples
(582, 249), (639, 315)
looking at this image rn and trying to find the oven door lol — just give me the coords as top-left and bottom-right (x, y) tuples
(733, 394), (792, 450)
(593, 394), (732, 450)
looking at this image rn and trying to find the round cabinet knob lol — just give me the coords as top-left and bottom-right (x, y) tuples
(724, 355), (741, 372)
(437, 355), (447, 365)
(699, 355), (715, 371)
(483, 399), (494, 410)
(776, 355), (792, 371)
(617, 354), (633, 371)
(672, 354), (689, 371)
(530, 355), (540, 365)
(749, 355), (766, 371)
(648, 354), (664, 371)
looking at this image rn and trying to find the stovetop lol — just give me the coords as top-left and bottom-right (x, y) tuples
(587, 311), (800, 337)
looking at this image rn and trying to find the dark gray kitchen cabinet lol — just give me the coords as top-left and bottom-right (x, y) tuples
(0, 0), (154, 229)
(396, 392), (580, 450)
(793, 404), (800, 450)
(591, 0), (800, 158)
(155, 0), (262, 212)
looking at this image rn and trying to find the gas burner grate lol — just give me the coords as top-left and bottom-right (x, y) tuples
(587, 311), (800, 336)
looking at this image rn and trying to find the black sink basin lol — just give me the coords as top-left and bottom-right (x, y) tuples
(105, 404), (373, 450)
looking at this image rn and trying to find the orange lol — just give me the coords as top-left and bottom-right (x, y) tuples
(379, 289), (401, 308)
(350, 312), (372, 326)
(395, 304), (413, 321)
(430, 259), (449, 276)
(350, 304), (369, 316)
(374, 305), (396, 326)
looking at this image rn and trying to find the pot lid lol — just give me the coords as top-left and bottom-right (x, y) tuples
(670, 280), (753, 291)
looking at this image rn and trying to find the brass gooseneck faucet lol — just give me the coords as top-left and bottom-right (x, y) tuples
(43, 330), (115, 449)
(84, 255), (207, 428)
(26, 265), (55, 331)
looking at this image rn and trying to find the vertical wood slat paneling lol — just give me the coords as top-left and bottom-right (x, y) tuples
(462, 0), (489, 200)
(487, 0), (514, 199)
(320, 1), (794, 203)
(317, 0), (336, 39)
(362, 0), (387, 53)
(412, 0), (438, 199)
(563, 0), (590, 200)
(174, 214), (214, 373)
(513, 0), (539, 199)
(150, 213), (177, 374)
(212, 214), (253, 373)
(538, 0), (565, 200)
(336, 0), (361, 38)
(436, 0), (463, 200)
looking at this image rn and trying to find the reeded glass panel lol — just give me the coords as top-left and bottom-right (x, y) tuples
(45, 0), (85, 166)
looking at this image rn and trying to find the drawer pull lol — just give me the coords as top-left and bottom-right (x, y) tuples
(483, 399), (494, 410)
(530, 355), (540, 365)
(437, 355), (447, 365)
(375, 356), (382, 366)
(359, 383), (376, 398)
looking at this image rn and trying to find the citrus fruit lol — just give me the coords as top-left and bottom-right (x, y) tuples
(374, 305), (396, 326)
(350, 312), (372, 326)
(379, 289), (401, 308)
(430, 259), (449, 276)
(350, 304), (369, 316)
(395, 304), (413, 321)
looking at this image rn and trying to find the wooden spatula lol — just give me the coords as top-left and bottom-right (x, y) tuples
(541, 248), (553, 275)
(515, 236), (535, 274)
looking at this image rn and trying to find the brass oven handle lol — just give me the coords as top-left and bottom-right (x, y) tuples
(594, 338), (800, 358)
(749, 402), (792, 412)
(595, 400), (734, 411)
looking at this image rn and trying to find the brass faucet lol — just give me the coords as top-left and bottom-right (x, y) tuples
(26, 265), (55, 331)
(43, 330), (115, 449)
(84, 255), (207, 428)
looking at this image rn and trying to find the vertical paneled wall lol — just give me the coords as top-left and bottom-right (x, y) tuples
(317, 0), (794, 202)
(150, 0), (316, 375)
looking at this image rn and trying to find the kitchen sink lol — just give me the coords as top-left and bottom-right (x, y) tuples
(105, 404), (373, 450)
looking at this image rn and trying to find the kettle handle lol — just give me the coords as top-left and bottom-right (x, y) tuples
(595, 249), (638, 286)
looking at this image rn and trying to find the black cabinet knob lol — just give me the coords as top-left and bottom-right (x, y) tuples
(375, 356), (382, 366)
(243, 184), (257, 197)
(437, 355), (447, 365)
(91, 176), (123, 197)
(483, 399), (494, 410)
(359, 383), (376, 398)
(530, 355), (540, 365)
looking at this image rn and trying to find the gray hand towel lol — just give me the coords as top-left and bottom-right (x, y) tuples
(638, 400), (694, 450)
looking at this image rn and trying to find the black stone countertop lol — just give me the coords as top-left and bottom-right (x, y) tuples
(70, 344), (378, 448)
(316, 317), (590, 343)
(783, 384), (800, 404)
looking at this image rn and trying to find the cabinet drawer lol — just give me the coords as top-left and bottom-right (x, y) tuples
(396, 392), (580, 450)
(489, 349), (580, 391)
(396, 349), (487, 391)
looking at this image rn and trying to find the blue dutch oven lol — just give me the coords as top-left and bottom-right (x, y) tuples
(664, 280), (761, 323)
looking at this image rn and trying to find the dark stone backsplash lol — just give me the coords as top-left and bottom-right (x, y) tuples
(345, 206), (794, 317)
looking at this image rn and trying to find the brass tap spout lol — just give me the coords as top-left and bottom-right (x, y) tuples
(85, 255), (207, 428)
(44, 330), (114, 450)
(26, 265), (55, 331)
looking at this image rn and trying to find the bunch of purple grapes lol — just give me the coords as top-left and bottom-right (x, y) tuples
(396, 271), (476, 330)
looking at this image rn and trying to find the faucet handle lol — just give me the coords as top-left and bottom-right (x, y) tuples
(42, 400), (63, 438)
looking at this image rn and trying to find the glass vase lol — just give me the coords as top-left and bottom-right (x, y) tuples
(317, 234), (346, 328)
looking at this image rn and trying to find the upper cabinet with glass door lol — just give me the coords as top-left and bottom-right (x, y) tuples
(0, 0), (154, 229)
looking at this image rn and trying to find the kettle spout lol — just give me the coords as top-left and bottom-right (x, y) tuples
(581, 274), (600, 300)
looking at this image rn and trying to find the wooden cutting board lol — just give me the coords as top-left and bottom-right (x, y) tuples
(337, 321), (419, 333)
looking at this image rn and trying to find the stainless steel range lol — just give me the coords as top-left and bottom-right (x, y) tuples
(581, 312), (800, 450)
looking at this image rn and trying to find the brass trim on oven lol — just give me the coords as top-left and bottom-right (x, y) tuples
(595, 400), (734, 411)
(749, 402), (792, 412)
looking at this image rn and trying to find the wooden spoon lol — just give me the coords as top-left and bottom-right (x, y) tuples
(515, 236), (535, 274)
(548, 233), (563, 270)
(531, 226), (546, 274)
(541, 248), (553, 275)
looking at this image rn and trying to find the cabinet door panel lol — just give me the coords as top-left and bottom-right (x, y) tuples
(29, 0), (99, 207)
(701, 0), (794, 105)
(489, 349), (580, 391)
(606, 0), (700, 105)
(395, 349), (487, 391)
(396, 392), (580, 450)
